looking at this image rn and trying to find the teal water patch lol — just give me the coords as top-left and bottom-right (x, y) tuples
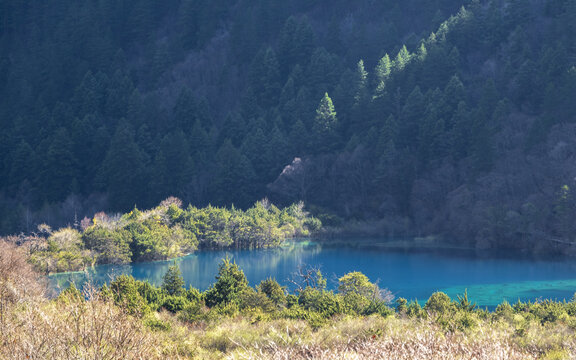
(48, 238), (576, 307)
(441, 279), (576, 308)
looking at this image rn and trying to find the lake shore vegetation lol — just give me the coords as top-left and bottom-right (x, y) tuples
(1, 244), (575, 359)
(3, 198), (320, 274)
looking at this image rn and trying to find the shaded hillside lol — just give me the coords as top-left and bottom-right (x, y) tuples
(0, 0), (471, 232)
(269, 0), (576, 252)
(1, 0), (576, 253)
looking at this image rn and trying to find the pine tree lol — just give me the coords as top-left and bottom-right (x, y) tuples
(42, 128), (78, 202)
(8, 140), (37, 191)
(313, 93), (338, 134)
(289, 119), (309, 154)
(312, 93), (340, 152)
(353, 59), (368, 106)
(375, 54), (392, 94)
(99, 122), (145, 210)
(162, 262), (185, 296)
(249, 47), (281, 108)
(173, 87), (197, 132)
(212, 140), (256, 207)
(394, 45), (411, 72)
(204, 257), (249, 307)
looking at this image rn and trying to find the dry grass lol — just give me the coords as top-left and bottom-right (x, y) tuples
(221, 316), (541, 360)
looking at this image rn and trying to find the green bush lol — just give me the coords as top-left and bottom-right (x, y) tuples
(425, 292), (455, 314)
(162, 295), (190, 313)
(144, 317), (172, 332)
(257, 278), (287, 306)
(286, 294), (299, 308)
(364, 300), (394, 317)
(109, 274), (151, 316)
(298, 287), (342, 317)
(530, 300), (568, 324)
(341, 292), (371, 314)
(178, 301), (206, 323)
(396, 298), (408, 314)
(303, 217), (322, 232)
(138, 281), (165, 309)
(494, 300), (514, 319)
(186, 286), (203, 303)
(406, 300), (426, 318)
(238, 289), (276, 312)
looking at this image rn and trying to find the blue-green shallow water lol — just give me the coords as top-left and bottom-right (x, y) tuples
(49, 240), (576, 308)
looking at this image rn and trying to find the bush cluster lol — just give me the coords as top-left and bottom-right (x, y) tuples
(25, 198), (320, 273)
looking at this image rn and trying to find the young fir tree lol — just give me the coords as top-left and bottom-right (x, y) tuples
(312, 93), (340, 153)
(162, 262), (185, 296)
(204, 257), (249, 307)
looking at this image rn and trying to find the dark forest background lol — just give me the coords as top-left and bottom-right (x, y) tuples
(1, 0), (575, 251)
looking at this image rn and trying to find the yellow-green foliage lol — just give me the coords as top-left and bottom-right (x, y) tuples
(27, 199), (321, 274)
(28, 227), (94, 273)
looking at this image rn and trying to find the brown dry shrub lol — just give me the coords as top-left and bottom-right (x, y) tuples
(0, 286), (165, 359)
(0, 240), (45, 321)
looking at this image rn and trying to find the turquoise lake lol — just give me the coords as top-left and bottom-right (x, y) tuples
(49, 240), (576, 308)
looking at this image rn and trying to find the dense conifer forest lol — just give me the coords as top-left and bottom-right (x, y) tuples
(1, 0), (576, 252)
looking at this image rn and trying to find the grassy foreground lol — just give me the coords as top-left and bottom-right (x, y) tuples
(1, 241), (576, 359)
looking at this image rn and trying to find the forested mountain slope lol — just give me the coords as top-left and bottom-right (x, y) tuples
(1, 0), (575, 252)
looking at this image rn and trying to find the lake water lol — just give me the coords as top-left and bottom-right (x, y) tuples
(49, 240), (576, 308)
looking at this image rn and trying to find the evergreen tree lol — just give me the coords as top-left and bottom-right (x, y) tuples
(394, 45), (411, 72)
(289, 119), (310, 154)
(312, 93), (340, 152)
(212, 140), (256, 207)
(375, 53), (392, 94)
(162, 262), (185, 296)
(313, 92), (338, 135)
(205, 257), (249, 307)
(42, 128), (78, 202)
(99, 122), (146, 210)
(8, 140), (37, 191)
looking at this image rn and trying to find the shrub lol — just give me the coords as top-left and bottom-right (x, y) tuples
(424, 292), (455, 314)
(238, 288), (276, 312)
(178, 301), (206, 323)
(298, 287), (342, 317)
(138, 280), (165, 309)
(406, 300), (426, 318)
(494, 300), (514, 319)
(303, 217), (322, 232)
(338, 272), (378, 298)
(162, 295), (190, 313)
(530, 300), (568, 324)
(0, 240), (45, 318)
(364, 300), (394, 317)
(286, 294), (299, 308)
(186, 286), (203, 303)
(109, 275), (150, 316)
(341, 292), (371, 314)
(396, 298), (408, 314)
(144, 317), (172, 332)
(258, 278), (287, 306)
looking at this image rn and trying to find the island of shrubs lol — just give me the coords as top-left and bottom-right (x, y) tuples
(12, 198), (321, 274)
